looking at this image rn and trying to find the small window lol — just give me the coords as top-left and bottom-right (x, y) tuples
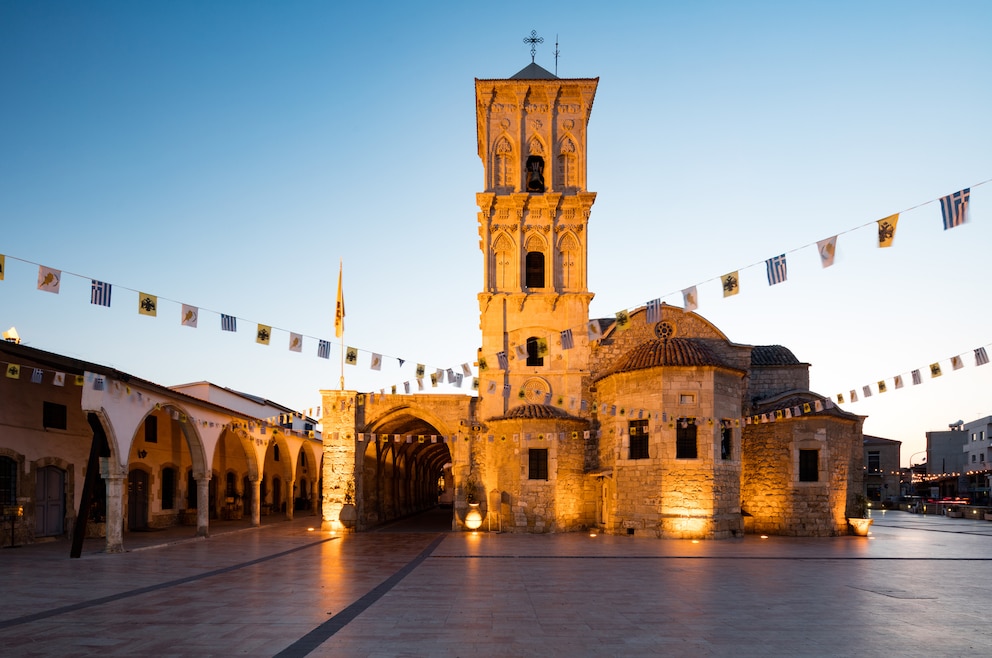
(526, 337), (544, 367)
(676, 419), (697, 459)
(186, 470), (197, 509)
(274, 445), (280, 462)
(629, 420), (649, 460)
(867, 451), (880, 473)
(525, 251), (545, 289)
(972, 454), (977, 463)
(799, 449), (819, 482)
(226, 472), (236, 498)
(679, 393), (696, 405)
(0, 456), (16, 506)
(721, 425), (732, 460)
(981, 454), (986, 463)
(42, 401), (67, 430)
(528, 448), (548, 480)
(161, 467), (175, 510)
(144, 415), (158, 443)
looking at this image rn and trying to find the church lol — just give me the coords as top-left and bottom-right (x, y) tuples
(319, 61), (865, 539)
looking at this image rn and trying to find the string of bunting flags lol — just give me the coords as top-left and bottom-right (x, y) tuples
(1, 181), (987, 405)
(0, 252), (478, 397)
(0, 363), (319, 440)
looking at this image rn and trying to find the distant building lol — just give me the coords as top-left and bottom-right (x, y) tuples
(862, 435), (901, 505)
(925, 424), (970, 499)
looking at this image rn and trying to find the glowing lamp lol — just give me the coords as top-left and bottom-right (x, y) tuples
(465, 505), (483, 530)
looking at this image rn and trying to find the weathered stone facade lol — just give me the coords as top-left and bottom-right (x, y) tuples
(319, 62), (864, 539)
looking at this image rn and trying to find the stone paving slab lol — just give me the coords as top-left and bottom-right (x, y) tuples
(0, 510), (990, 656)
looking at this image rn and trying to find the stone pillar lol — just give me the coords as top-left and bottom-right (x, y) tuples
(250, 476), (261, 527)
(99, 458), (126, 553)
(195, 473), (211, 537)
(320, 390), (358, 531)
(286, 478), (295, 520)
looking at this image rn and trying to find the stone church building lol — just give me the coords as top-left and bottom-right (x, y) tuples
(320, 62), (864, 539)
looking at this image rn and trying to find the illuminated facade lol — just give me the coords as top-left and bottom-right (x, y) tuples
(320, 62), (864, 539)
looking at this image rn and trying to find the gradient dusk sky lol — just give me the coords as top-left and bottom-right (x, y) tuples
(2, 1), (990, 466)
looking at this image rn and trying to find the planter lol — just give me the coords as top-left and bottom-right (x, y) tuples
(338, 503), (357, 529)
(847, 517), (873, 536)
(464, 503), (483, 531)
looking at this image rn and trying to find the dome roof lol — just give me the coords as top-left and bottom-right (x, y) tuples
(488, 404), (580, 421)
(597, 338), (735, 380)
(751, 345), (802, 366)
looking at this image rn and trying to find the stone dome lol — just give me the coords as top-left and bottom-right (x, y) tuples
(596, 338), (733, 380)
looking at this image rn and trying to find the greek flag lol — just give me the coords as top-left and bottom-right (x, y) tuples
(90, 280), (112, 307)
(766, 254), (787, 286)
(911, 369), (922, 385)
(645, 298), (661, 323)
(939, 188), (969, 230)
(496, 351), (508, 369)
(317, 339), (331, 359)
(221, 314), (237, 332)
(976, 347), (989, 366)
(560, 329), (574, 350)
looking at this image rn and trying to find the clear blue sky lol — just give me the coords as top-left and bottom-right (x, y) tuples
(2, 1), (990, 466)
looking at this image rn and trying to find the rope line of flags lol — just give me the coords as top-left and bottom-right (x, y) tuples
(1, 181), (988, 408)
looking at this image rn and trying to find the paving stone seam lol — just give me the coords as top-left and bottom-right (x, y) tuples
(273, 533), (447, 658)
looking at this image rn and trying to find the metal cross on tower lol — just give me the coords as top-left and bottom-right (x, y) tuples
(523, 30), (544, 63)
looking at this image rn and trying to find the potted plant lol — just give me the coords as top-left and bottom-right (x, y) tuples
(847, 494), (873, 536)
(463, 474), (483, 530)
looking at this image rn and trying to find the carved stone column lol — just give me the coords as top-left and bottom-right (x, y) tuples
(195, 472), (211, 537)
(250, 476), (261, 527)
(99, 458), (126, 553)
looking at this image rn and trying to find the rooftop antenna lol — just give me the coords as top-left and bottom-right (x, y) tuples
(554, 34), (560, 75)
(523, 29), (543, 63)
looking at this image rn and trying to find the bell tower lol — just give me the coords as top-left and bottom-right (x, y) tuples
(475, 62), (598, 420)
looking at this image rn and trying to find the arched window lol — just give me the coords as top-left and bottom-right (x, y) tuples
(494, 137), (514, 189)
(493, 233), (515, 290)
(558, 137), (577, 189)
(525, 251), (545, 289)
(558, 233), (578, 289)
(526, 336), (544, 366)
(161, 467), (176, 510)
(273, 445), (280, 462)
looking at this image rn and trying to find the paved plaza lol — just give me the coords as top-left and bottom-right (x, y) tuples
(1, 509), (990, 657)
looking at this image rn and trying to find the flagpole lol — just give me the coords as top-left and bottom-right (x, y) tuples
(335, 259), (345, 391)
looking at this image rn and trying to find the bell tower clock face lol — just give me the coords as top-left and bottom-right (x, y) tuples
(654, 321), (675, 340)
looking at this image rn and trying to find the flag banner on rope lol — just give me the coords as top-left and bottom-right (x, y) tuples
(877, 214), (899, 247)
(646, 298), (661, 323)
(976, 347), (990, 366)
(317, 340), (331, 359)
(765, 254), (787, 285)
(561, 329), (574, 350)
(221, 314), (237, 332)
(682, 286), (698, 311)
(911, 369), (922, 385)
(138, 292), (157, 317)
(181, 304), (198, 328)
(930, 362), (942, 378)
(940, 188), (970, 230)
(289, 332), (302, 352)
(37, 266), (61, 293)
(90, 280), (112, 307)
(345, 347), (358, 365)
(817, 236), (837, 268)
(496, 351), (508, 369)
(951, 355), (963, 370)
(588, 319), (604, 341)
(370, 353), (382, 370)
(256, 324), (271, 345)
(894, 375), (904, 389)
(721, 271), (739, 297)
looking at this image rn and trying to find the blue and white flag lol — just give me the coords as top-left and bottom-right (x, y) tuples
(645, 298), (661, 323)
(90, 280), (112, 307)
(317, 339), (331, 359)
(31, 368), (43, 384)
(766, 254), (787, 286)
(560, 328), (574, 350)
(911, 369), (922, 385)
(939, 188), (969, 230)
(976, 347), (990, 366)
(496, 351), (508, 369)
(221, 314), (237, 332)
